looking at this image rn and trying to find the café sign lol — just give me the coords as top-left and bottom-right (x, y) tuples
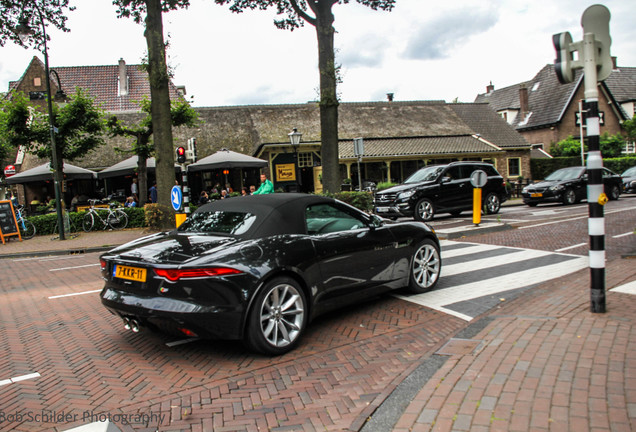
(4, 165), (16, 177)
(276, 163), (296, 182)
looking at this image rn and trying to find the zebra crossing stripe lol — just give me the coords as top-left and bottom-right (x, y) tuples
(396, 241), (588, 321)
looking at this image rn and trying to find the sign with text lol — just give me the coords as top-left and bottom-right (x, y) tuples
(0, 200), (21, 244)
(276, 164), (296, 182)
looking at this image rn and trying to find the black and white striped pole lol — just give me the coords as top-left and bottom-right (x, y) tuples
(553, 5), (612, 313)
(181, 165), (190, 217)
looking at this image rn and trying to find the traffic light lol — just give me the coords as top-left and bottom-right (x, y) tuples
(581, 4), (612, 82)
(553, 31), (576, 84)
(176, 146), (186, 163)
(186, 138), (197, 163)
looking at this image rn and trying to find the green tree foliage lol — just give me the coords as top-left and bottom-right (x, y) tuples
(551, 133), (626, 159)
(108, 97), (199, 205)
(599, 132), (625, 158)
(215, 0), (395, 193)
(549, 136), (582, 157)
(0, 90), (105, 161)
(622, 114), (636, 143)
(0, 0), (74, 51)
(0, 1), (76, 168)
(113, 0), (191, 229)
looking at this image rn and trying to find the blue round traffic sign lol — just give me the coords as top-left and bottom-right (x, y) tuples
(170, 185), (183, 211)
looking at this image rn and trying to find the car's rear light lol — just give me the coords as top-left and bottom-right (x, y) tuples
(177, 327), (198, 338)
(100, 259), (107, 270)
(154, 267), (242, 281)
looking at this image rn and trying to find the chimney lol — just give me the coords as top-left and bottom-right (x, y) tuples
(386, 93), (394, 102)
(486, 81), (494, 94)
(118, 58), (128, 96)
(612, 56), (617, 69)
(519, 84), (529, 117)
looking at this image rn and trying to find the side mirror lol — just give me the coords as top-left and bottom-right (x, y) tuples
(368, 214), (383, 229)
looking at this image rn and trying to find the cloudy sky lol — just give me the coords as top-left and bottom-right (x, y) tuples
(1, 0), (635, 108)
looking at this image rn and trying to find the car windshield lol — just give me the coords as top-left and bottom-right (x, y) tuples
(404, 166), (445, 184)
(622, 166), (636, 177)
(545, 167), (585, 181)
(177, 210), (256, 235)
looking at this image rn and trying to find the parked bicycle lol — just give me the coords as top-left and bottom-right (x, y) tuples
(15, 205), (36, 239)
(52, 212), (79, 240)
(82, 200), (128, 232)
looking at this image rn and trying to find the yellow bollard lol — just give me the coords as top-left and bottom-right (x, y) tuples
(473, 188), (482, 226)
(175, 213), (187, 227)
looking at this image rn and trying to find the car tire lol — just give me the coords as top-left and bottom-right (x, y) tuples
(414, 198), (434, 222)
(484, 192), (501, 214)
(246, 276), (307, 356)
(608, 184), (620, 200)
(407, 239), (441, 294)
(527, 202), (538, 207)
(563, 189), (576, 205)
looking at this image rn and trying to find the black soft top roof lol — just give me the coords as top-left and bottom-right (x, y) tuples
(195, 193), (336, 238)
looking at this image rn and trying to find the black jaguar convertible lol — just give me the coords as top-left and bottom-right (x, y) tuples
(100, 193), (441, 355)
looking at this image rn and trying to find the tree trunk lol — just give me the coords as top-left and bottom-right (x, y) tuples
(144, 0), (175, 229)
(314, 2), (340, 193)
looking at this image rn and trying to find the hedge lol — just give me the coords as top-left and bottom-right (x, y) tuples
(23, 191), (379, 236)
(25, 207), (148, 237)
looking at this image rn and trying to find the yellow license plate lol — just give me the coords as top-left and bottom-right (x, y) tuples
(531, 193), (543, 197)
(113, 265), (147, 282)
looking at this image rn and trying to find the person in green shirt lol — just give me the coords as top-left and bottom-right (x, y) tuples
(253, 173), (274, 194)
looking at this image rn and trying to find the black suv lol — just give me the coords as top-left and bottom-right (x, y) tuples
(373, 162), (508, 221)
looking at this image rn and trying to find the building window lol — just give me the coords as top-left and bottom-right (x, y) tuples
(34, 77), (41, 86)
(297, 152), (313, 167)
(624, 141), (635, 154)
(508, 158), (521, 177)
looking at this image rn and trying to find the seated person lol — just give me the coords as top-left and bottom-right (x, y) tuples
(124, 196), (137, 207)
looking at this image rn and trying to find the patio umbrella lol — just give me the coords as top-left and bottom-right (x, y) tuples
(96, 156), (182, 179)
(6, 162), (96, 184)
(187, 148), (267, 173)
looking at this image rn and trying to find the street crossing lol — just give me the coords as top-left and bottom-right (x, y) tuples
(396, 240), (589, 321)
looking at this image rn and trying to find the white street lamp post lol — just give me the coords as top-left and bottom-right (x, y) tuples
(288, 128), (302, 191)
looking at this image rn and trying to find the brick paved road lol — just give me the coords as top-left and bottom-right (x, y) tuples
(0, 253), (467, 431)
(0, 199), (633, 431)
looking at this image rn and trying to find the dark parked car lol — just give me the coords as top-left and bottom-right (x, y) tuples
(521, 166), (622, 206)
(100, 193), (441, 355)
(622, 166), (636, 194)
(373, 161), (508, 222)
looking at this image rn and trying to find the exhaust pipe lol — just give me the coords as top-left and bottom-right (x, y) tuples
(122, 317), (141, 332)
(130, 319), (140, 333)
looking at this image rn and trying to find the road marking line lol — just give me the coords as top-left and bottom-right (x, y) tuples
(519, 206), (636, 230)
(441, 248), (549, 277)
(398, 255), (588, 321)
(611, 281), (636, 295)
(48, 289), (101, 299)
(555, 242), (587, 252)
(0, 372), (40, 386)
(439, 241), (503, 258)
(613, 231), (634, 238)
(13, 255), (85, 262)
(50, 263), (100, 272)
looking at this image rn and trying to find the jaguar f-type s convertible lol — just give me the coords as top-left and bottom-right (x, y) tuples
(100, 193), (441, 355)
